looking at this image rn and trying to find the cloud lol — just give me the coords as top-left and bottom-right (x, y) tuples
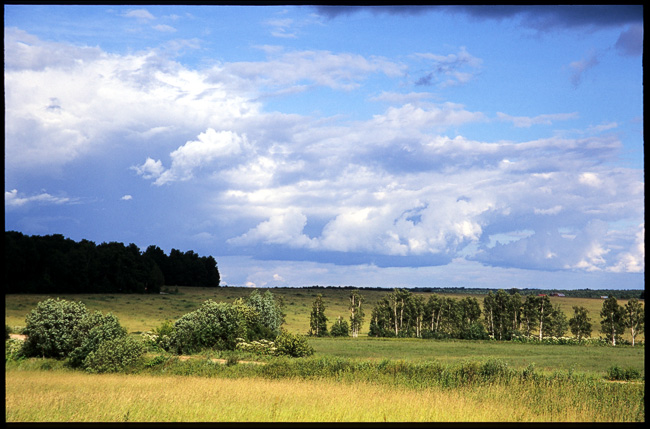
(5, 28), (643, 277)
(121, 195), (133, 201)
(452, 5), (643, 31)
(123, 9), (155, 20)
(215, 48), (405, 93)
(608, 224), (645, 273)
(472, 220), (612, 272)
(141, 129), (248, 185)
(4, 30), (259, 172)
(413, 47), (482, 88)
(132, 158), (165, 180)
(229, 208), (316, 248)
(497, 112), (579, 128)
(615, 24), (644, 56)
(315, 5), (643, 30)
(5, 189), (73, 208)
(153, 24), (176, 33)
(266, 18), (297, 38)
(569, 51), (600, 88)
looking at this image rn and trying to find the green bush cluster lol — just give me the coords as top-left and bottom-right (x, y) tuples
(606, 365), (643, 381)
(84, 336), (145, 373)
(18, 298), (143, 373)
(5, 339), (24, 361)
(273, 330), (314, 358)
(144, 291), (285, 355)
(329, 318), (350, 337)
(170, 300), (246, 354)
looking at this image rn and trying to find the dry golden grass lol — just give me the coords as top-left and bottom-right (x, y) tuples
(6, 369), (636, 422)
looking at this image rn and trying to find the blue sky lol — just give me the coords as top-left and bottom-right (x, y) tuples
(4, 5), (644, 289)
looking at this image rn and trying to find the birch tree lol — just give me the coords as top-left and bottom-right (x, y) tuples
(600, 296), (625, 346)
(309, 294), (328, 337)
(348, 289), (365, 338)
(569, 306), (592, 341)
(522, 296), (539, 338)
(623, 298), (644, 346)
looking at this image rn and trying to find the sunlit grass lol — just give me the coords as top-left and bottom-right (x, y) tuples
(306, 337), (644, 375)
(5, 369), (643, 422)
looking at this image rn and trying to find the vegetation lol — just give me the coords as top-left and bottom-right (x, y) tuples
(4, 231), (219, 294)
(6, 357), (644, 422)
(330, 316), (350, 337)
(569, 306), (592, 340)
(309, 294), (328, 337)
(5, 287), (645, 422)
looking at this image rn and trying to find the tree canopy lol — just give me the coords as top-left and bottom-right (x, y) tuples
(5, 231), (220, 294)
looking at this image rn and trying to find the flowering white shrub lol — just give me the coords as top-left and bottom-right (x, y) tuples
(235, 338), (277, 356)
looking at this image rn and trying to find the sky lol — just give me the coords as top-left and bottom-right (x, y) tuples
(4, 5), (645, 289)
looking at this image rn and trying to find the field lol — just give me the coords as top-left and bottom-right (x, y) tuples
(4, 286), (642, 339)
(5, 286), (645, 422)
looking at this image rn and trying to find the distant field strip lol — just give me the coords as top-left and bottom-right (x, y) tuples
(5, 370), (642, 422)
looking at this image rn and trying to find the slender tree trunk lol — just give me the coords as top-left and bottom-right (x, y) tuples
(393, 300), (398, 336)
(538, 302), (544, 341)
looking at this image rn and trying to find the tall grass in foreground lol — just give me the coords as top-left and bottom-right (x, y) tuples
(4, 369), (643, 422)
(6, 356), (644, 422)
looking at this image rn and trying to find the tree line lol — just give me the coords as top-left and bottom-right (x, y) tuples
(304, 285), (643, 300)
(309, 288), (644, 345)
(4, 231), (220, 294)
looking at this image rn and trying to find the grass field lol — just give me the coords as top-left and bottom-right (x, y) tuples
(5, 361), (644, 422)
(5, 286), (645, 422)
(308, 337), (644, 374)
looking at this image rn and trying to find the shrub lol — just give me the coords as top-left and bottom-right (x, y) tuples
(245, 290), (284, 338)
(170, 300), (247, 354)
(459, 322), (489, 340)
(142, 320), (175, 352)
(83, 336), (145, 373)
(235, 338), (277, 356)
(68, 312), (127, 368)
(330, 318), (350, 337)
(480, 359), (513, 382)
(6, 324), (12, 340)
(606, 365), (642, 381)
(144, 354), (170, 368)
(22, 298), (89, 358)
(274, 330), (314, 358)
(5, 338), (25, 361)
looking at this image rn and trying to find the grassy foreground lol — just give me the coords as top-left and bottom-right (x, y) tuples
(5, 367), (644, 422)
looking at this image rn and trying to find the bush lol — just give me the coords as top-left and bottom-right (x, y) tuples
(5, 338), (25, 361)
(22, 298), (89, 358)
(606, 365), (642, 381)
(68, 312), (127, 368)
(458, 322), (489, 340)
(6, 324), (12, 340)
(235, 338), (277, 356)
(83, 336), (145, 373)
(142, 320), (175, 352)
(330, 318), (350, 337)
(170, 300), (247, 354)
(274, 330), (314, 358)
